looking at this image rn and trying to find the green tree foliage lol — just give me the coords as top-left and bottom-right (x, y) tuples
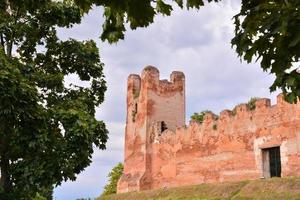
(101, 163), (124, 196)
(190, 110), (212, 123)
(37, 186), (53, 200)
(232, 0), (300, 103)
(32, 193), (47, 200)
(87, 0), (221, 43)
(0, 1), (108, 199)
(32, 194), (46, 200)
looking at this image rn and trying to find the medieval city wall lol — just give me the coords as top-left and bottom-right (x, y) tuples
(117, 66), (300, 193)
(149, 95), (300, 190)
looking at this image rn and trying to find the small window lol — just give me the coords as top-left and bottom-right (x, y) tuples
(161, 121), (168, 133)
(132, 103), (138, 122)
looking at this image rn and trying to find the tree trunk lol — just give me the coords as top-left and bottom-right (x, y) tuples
(0, 138), (11, 193)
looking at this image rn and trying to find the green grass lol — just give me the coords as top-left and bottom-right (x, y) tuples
(98, 177), (300, 200)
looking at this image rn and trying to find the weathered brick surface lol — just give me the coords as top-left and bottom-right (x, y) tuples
(117, 66), (300, 193)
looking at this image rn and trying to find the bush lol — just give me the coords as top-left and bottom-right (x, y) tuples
(232, 97), (258, 116)
(191, 111), (209, 123)
(190, 110), (218, 123)
(101, 163), (124, 196)
(247, 97), (258, 110)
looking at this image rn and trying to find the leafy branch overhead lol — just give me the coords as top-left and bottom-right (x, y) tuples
(95, 0), (300, 103)
(90, 0), (221, 43)
(232, 0), (300, 103)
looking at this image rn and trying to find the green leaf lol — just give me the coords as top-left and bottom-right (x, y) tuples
(187, 0), (204, 9)
(156, 0), (173, 16)
(285, 92), (296, 104)
(286, 76), (296, 87)
(174, 0), (183, 8)
(232, 0), (300, 102)
(101, 163), (123, 196)
(289, 34), (300, 47)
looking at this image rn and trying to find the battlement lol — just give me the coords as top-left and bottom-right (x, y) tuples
(127, 66), (185, 98)
(126, 66), (185, 130)
(149, 94), (300, 144)
(192, 94), (298, 128)
(139, 65), (185, 83)
(118, 67), (300, 194)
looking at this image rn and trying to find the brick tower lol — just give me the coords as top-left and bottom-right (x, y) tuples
(117, 66), (185, 193)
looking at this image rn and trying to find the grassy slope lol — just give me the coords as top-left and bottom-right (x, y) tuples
(98, 177), (300, 200)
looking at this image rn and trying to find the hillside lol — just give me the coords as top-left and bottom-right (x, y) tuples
(98, 177), (300, 200)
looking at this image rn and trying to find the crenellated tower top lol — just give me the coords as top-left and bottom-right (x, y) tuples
(127, 66), (185, 131)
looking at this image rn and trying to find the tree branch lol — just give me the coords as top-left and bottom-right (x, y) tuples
(0, 34), (5, 54)
(6, 41), (12, 58)
(0, 137), (12, 193)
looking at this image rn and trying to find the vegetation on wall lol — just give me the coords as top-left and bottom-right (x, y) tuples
(190, 110), (218, 124)
(101, 163), (124, 196)
(192, 98), (258, 121)
(133, 90), (140, 99)
(232, 97), (258, 116)
(247, 98), (258, 111)
(191, 110), (211, 123)
(212, 124), (217, 130)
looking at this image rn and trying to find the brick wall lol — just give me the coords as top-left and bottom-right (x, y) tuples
(117, 66), (300, 193)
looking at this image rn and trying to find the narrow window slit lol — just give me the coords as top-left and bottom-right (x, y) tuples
(161, 121), (168, 133)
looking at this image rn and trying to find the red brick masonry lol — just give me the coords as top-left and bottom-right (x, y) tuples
(117, 66), (300, 193)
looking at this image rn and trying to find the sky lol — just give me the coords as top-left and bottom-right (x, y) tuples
(54, 1), (280, 199)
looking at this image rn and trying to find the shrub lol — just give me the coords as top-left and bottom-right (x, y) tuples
(213, 124), (217, 130)
(190, 110), (218, 123)
(232, 97), (259, 116)
(101, 163), (124, 196)
(190, 110), (210, 123)
(247, 97), (258, 110)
